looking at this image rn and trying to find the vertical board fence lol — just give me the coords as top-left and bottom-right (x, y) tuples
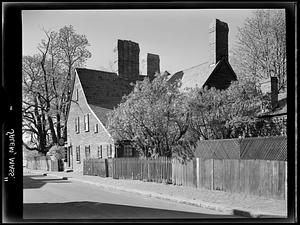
(83, 158), (108, 177)
(26, 156), (63, 171)
(193, 158), (287, 200)
(112, 157), (172, 183)
(82, 157), (287, 200)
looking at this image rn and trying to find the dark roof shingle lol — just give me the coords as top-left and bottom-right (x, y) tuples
(76, 68), (145, 127)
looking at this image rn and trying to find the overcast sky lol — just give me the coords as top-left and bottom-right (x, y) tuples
(22, 9), (255, 75)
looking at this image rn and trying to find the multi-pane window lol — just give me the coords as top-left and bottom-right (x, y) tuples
(76, 146), (80, 162)
(124, 145), (133, 157)
(97, 145), (102, 158)
(75, 117), (80, 133)
(106, 144), (113, 158)
(94, 124), (98, 133)
(106, 145), (109, 158)
(85, 145), (91, 159)
(84, 114), (89, 132)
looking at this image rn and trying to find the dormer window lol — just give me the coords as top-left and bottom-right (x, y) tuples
(84, 114), (90, 132)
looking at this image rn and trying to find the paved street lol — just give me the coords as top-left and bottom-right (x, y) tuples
(23, 173), (240, 219)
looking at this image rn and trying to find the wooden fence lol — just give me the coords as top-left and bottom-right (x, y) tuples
(83, 158), (108, 177)
(172, 158), (287, 200)
(112, 157), (172, 183)
(82, 156), (287, 200)
(26, 156), (63, 171)
(195, 136), (287, 161)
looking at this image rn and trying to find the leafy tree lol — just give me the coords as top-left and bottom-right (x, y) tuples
(231, 9), (286, 91)
(107, 73), (195, 160)
(187, 80), (263, 140)
(22, 25), (91, 154)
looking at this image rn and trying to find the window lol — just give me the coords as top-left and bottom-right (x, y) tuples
(94, 124), (98, 133)
(76, 146), (80, 162)
(75, 89), (79, 101)
(106, 145), (111, 158)
(84, 114), (90, 132)
(85, 145), (91, 159)
(124, 145), (133, 157)
(109, 144), (113, 158)
(75, 117), (80, 133)
(97, 145), (102, 158)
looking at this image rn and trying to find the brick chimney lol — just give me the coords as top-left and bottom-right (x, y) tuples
(271, 76), (278, 109)
(147, 53), (160, 79)
(117, 39), (140, 80)
(208, 19), (229, 66)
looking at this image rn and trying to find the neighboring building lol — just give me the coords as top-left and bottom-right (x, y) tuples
(168, 19), (237, 90)
(257, 76), (287, 136)
(65, 40), (160, 172)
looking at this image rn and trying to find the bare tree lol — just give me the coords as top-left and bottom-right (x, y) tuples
(22, 25), (91, 154)
(231, 9), (286, 91)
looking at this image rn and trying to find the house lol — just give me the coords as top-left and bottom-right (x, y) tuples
(168, 19), (237, 90)
(65, 40), (160, 172)
(257, 76), (287, 136)
(65, 18), (237, 172)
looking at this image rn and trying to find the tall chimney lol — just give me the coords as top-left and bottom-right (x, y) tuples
(208, 19), (229, 66)
(117, 39), (140, 80)
(271, 76), (278, 109)
(147, 53), (160, 79)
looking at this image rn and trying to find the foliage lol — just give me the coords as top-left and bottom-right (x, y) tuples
(184, 79), (262, 140)
(47, 145), (65, 160)
(107, 73), (196, 160)
(22, 25), (91, 154)
(231, 9), (286, 91)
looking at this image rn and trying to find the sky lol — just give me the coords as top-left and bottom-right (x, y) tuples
(22, 9), (255, 75)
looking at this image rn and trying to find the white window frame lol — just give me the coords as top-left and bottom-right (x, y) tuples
(84, 114), (90, 132)
(97, 145), (102, 158)
(75, 117), (80, 133)
(75, 88), (79, 101)
(76, 146), (81, 162)
(85, 145), (91, 159)
(94, 123), (98, 133)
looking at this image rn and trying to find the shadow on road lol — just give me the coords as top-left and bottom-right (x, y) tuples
(23, 201), (242, 220)
(23, 175), (71, 189)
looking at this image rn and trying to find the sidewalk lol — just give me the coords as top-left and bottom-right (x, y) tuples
(23, 168), (287, 218)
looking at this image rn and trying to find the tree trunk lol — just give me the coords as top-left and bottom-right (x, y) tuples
(56, 113), (61, 140)
(48, 115), (58, 144)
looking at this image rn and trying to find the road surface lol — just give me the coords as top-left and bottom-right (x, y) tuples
(23, 173), (241, 220)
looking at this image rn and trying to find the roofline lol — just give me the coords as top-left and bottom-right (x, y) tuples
(75, 67), (117, 75)
(202, 58), (237, 88)
(72, 69), (114, 142)
(224, 58), (238, 81)
(257, 112), (287, 118)
(202, 59), (222, 88)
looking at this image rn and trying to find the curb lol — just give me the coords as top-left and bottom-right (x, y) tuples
(25, 170), (286, 218)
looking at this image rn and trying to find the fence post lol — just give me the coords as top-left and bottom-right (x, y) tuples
(196, 158), (199, 188)
(105, 158), (108, 177)
(211, 159), (214, 190)
(285, 162), (287, 200)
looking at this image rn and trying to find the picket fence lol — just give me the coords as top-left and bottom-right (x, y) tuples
(83, 157), (287, 200)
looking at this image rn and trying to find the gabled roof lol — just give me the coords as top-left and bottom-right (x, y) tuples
(168, 58), (236, 90)
(258, 92), (287, 118)
(76, 68), (145, 127)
